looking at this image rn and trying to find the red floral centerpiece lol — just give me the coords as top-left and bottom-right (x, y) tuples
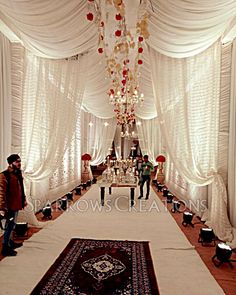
(156, 155), (166, 184)
(82, 153), (92, 161)
(81, 154), (92, 182)
(156, 155), (166, 163)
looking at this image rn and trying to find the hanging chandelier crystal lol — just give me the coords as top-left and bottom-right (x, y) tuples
(120, 123), (136, 138)
(86, 0), (149, 125)
(110, 89), (144, 125)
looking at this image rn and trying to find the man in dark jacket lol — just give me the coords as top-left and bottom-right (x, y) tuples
(138, 155), (154, 200)
(0, 154), (27, 256)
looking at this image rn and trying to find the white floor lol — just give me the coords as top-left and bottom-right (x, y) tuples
(0, 185), (225, 295)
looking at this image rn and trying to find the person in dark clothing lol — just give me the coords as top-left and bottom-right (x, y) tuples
(138, 155), (154, 200)
(0, 154), (27, 256)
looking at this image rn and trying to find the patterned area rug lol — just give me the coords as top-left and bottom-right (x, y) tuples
(30, 238), (159, 295)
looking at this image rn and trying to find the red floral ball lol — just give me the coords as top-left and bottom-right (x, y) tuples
(115, 30), (122, 37)
(115, 14), (122, 21)
(138, 47), (143, 53)
(122, 70), (127, 76)
(138, 36), (144, 42)
(98, 47), (103, 54)
(138, 59), (143, 65)
(86, 13), (94, 21)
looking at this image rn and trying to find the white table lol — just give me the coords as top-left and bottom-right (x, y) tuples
(98, 179), (138, 207)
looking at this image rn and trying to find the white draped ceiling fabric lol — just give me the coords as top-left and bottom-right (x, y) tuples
(0, 0), (236, 240)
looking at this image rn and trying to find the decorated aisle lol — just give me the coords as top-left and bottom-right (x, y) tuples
(0, 185), (224, 295)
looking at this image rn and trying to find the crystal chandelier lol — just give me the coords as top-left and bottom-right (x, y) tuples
(110, 89), (144, 125)
(120, 122), (136, 138)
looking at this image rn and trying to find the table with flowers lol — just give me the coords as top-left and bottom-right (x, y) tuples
(98, 159), (138, 207)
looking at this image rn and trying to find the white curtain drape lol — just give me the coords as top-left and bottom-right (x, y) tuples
(1, 1), (236, 122)
(123, 137), (132, 160)
(22, 52), (87, 181)
(0, 0), (97, 58)
(165, 43), (233, 217)
(136, 117), (164, 164)
(82, 51), (114, 119)
(11, 43), (25, 153)
(217, 43), (232, 185)
(0, 32), (11, 170)
(135, 47), (157, 119)
(114, 125), (122, 159)
(81, 110), (117, 165)
(148, 0), (236, 58)
(149, 42), (233, 241)
(228, 39), (236, 228)
(1, 1), (236, 59)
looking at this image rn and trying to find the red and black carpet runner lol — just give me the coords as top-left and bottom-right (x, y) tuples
(31, 238), (159, 295)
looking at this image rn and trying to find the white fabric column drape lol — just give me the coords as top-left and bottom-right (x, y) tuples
(21, 52), (87, 181)
(136, 116), (164, 164)
(228, 39), (236, 228)
(218, 43), (232, 184)
(81, 110), (117, 166)
(123, 137), (132, 160)
(114, 125), (122, 159)
(166, 43), (233, 217)
(0, 32), (11, 170)
(11, 43), (25, 153)
(149, 42), (233, 241)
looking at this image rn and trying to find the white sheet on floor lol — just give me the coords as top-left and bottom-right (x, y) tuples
(0, 185), (225, 295)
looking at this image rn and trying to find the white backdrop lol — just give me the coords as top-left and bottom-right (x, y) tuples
(0, 1), (235, 238)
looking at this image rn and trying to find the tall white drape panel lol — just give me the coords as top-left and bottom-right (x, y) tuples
(81, 110), (117, 166)
(123, 138), (132, 160)
(0, 32), (11, 171)
(218, 44), (232, 185)
(166, 43), (233, 217)
(136, 116), (164, 164)
(22, 52), (87, 182)
(149, 42), (233, 241)
(114, 125), (122, 159)
(47, 115), (81, 208)
(11, 43), (25, 153)
(148, 0), (236, 58)
(228, 39), (236, 228)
